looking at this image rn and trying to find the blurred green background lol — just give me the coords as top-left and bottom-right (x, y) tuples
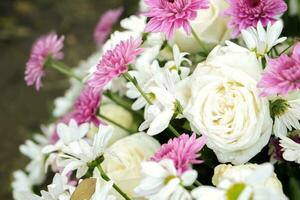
(0, 0), (138, 199)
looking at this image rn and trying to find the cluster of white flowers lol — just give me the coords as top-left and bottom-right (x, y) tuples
(13, 0), (300, 199)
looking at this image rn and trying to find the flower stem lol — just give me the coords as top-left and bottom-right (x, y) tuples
(194, 180), (202, 187)
(123, 72), (152, 105)
(97, 165), (132, 200)
(46, 58), (82, 82)
(279, 43), (294, 55)
(104, 92), (144, 118)
(123, 72), (180, 138)
(98, 113), (133, 133)
(191, 26), (208, 54)
(168, 124), (180, 137)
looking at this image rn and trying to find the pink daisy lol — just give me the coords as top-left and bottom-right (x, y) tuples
(70, 87), (102, 126)
(224, 0), (287, 37)
(152, 133), (207, 174)
(25, 33), (64, 91)
(88, 37), (143, 92)
(258, 43), (300, 96)
(94, 7), (123, 47)
(144, 0), (209, 39)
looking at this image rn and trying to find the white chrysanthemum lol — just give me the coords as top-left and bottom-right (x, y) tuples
(279, 135), (300, 164)
(91, 169), (116, 200)
(19, 139), (46, 185)
(241, 21), (286, 58)
(135, 159), (196, 200)
(12, 170), (36, 200)
(192, 163), (287, 200)
(60, 124), (113, 178)
(127, 44), (190, 111)
(271, 95), (300, 136)
(26, 173), (75, 200)
(139, 70), (182, 136)
(126, 60), (164, 110)
(42, 120), (89, 171)
(43, 119), (89, 154)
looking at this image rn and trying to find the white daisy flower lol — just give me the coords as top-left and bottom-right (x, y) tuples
(43, 119), (89, 154)
(139, 70), (183, 136)
(60, 124), (113, 178)
(42, 119), (89, 171)
(241, 21), (286, 58)
(271, 97), (300, 137)
(91, 169), (116, 200)
(12, 170), (36, 200)
(27, 173), (75, 200)
(135, 159), (197, 200)
(19, 139), (46, 185)
(279, 135), (300, 164)
(126, 60), (164, 110)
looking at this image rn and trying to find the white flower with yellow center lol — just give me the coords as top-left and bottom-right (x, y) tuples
(241, 21), (286, 58)
(135, 159), (197, 200)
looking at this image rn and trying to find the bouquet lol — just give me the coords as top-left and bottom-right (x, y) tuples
(12, 0), (300, 199)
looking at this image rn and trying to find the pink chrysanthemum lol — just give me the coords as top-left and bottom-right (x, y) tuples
(152, 133), (207, 174)
(70, 87), (101, 126)
(224, 0), (287, 37)
(94, 8), (123, 47)
(144, 0), (209, 39)
(88, 37), (143, 91)
(258, 43), (300, 96)
(25, 33), (64, 90)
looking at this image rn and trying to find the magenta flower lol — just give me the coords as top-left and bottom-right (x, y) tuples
(152, 133), (207, 174)
(94, 7), (123, 47)
(25, 33), (64, 91)
(70, 87), (101, 126)
(144, 0), (209, 39)
(88, 37), (143, 91)
(224, 0), (287, 37)
(258, 43), (300, 96)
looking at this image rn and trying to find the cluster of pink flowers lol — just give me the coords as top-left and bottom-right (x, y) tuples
(88, 37), (143, 92)
(70, 86), (101, 126)
(152, 133), (207, 174)
(94, 8), (123, 47)
(25, 33), (65, 91)
(224, 0), (287, 37)
(258, 43), (300, 96)
(144, 0), (209, 39)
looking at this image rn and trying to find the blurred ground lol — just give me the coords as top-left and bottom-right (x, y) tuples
(0, 0), (138, 199)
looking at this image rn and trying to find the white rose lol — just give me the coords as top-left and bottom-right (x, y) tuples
(102, 133), (160, 199)
(212, 164), (287, 200)
(173, 0), (230, 53)
(184, 44), (272, 164)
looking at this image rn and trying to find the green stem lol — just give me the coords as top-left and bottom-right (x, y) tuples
(123, 72), (180, 138)
(97, 165), (132, 200)
(279, 43), (294, 55)
(194, 180), (202, 187)
(191, 26), (208, 54)
(98, 113), (133, 133)
(168, 124), (180, 137)
(123, 73), (152, 105)
(104, 92), (144, 117)
(46, 59), (82, 81)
